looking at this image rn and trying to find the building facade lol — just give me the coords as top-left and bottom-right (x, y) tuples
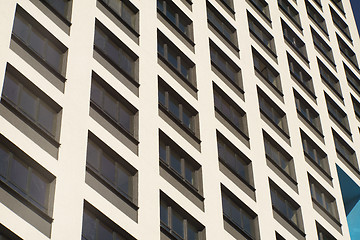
(0, 0), (360, 239)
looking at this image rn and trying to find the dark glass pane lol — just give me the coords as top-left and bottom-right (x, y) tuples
(158, 42), (164, 57)
(3, 75), (20, 104)
(168, 48), (178, 69)
(101, 154), (116, 184)
(170, 151), (181, 175)
(157, 0), (164, 12)
(119, 103), (132, 133)
(185, 162), (195, 185)
(121, 4), (134, 28)
(119, 52), (133, 77)
(38, 102), (55, 134)
(103, 92), (118, 121)
(222, 195), (231, 216)
(117, 165), (130, 196)
(242, 213), (252, 236)
(13, 16), (30, 41)
(94, 29), (106, 50)
(19, 88), (37, 119)
(90, 82), (103, 106)
(0, 146), (9, 178)
(86, 141), (100, 170)
(231, 203), (242, 228)
(105, 41), (119, 65)
(82, 212), (96, 240)
(169, 97), (180, 119)
(172, 211), (184, 238)
(46, 43), (62, 72)
(158, 89), (165, 106)
(10, 157), (28, 192)
(166, 6), (176, 26)
(29, 30), (45, 57)
(180, 61), (190, 80)
(160, 202), (168, 225)
(29, 171), (47, 207)
(182, 108), (192, 130)
(187, 223), (198, 240)
(159, 141), (166, 162)
(98, 223), (113, 240)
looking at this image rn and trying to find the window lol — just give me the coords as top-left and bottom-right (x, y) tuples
(258, 88), (288, 135)
(213, 84), (248, 138)
(248, 12), (276, 56)
(94, 23), (138, 81)
(337, 34), (358, 69)
(160, 193), (203, 240)
(309, 174), (339, 219)
(301, 130), (330, 175)
(82, 206), (135, 240)
(306, 0), (328, 35)
(90, 77), (137, 137)
(325, 93), (350, 134)
(40, 0), (71, 20)
(217, 133), (252, 185)
(99, 0), (138, 32)
(157, 0), (193, 39)
(294, 90), (322, 134)
(311, 28), (335, 65)
(158, 79), (198, 135)
(86, 138), (136, 202)
(158, 31), (195, 86)
(330, 7), (351, 41)
(210, 41), (242, 88)
(0, 141), (53, 214)
(270, 181), (302, 227)
(287, 53), (315, 96)
(318, 59), (342, 98)
(344, 63), (360, 94)
(282, 20), (308, 62)
(316, 222), (336, 240)
(252, 47), (281, 94)
(222, 186), (258, 239)
(333, 129), (359, 171)
(248, 0), (271, 21)
(263, 131), (295, 179)
(207, 2), (237, 47)
(1, 67), (61, 139)
(313, 0), (322, 8)
(330, 0), (344, 14)
(159, 132), (201, 190)
(278, 0), (301, 29)
(351, 95), (360, 118)
(12, 8), (67, 75)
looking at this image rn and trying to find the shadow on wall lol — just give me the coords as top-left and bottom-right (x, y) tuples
(337, 166), (360, 239)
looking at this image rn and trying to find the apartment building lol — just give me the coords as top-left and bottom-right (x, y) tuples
(0, 0), (359, 239)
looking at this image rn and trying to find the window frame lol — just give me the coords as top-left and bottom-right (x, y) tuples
(287, 53), (315, 98)
(248, 0), (271, 23)
(12, 7), (68, 79)
(94, 22), (138, 84)
(278, 0), (302, 30)
(158, 79), (199, 137)
(160, 192), (204, 240)
(300, 130), (331, 178)
(311, 27), (335, 67)
(318, 59), (343, 99)
(248, 12), (276, 57)
(210, 41), (242, 92)
(213, 83), (249, 140)
(159, 131), (201, 193)
(99, 0), (139, 34)
(40, 0), (72, 24)
(337, 34), (358, 69)
(330, 7), (351, 42)
(157, 31), (196, 89)
(252, 47), (282, 95)
(86, 134), (137, 205)
(90, 73), (138, 141)
(325, 93), (351, 135)
(306, 0), (328, 35)
(332, 129), (359, 171)
(345, 62), (360, 95)
(282, 20), (308, 63)
(157, 0), (193, 42)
